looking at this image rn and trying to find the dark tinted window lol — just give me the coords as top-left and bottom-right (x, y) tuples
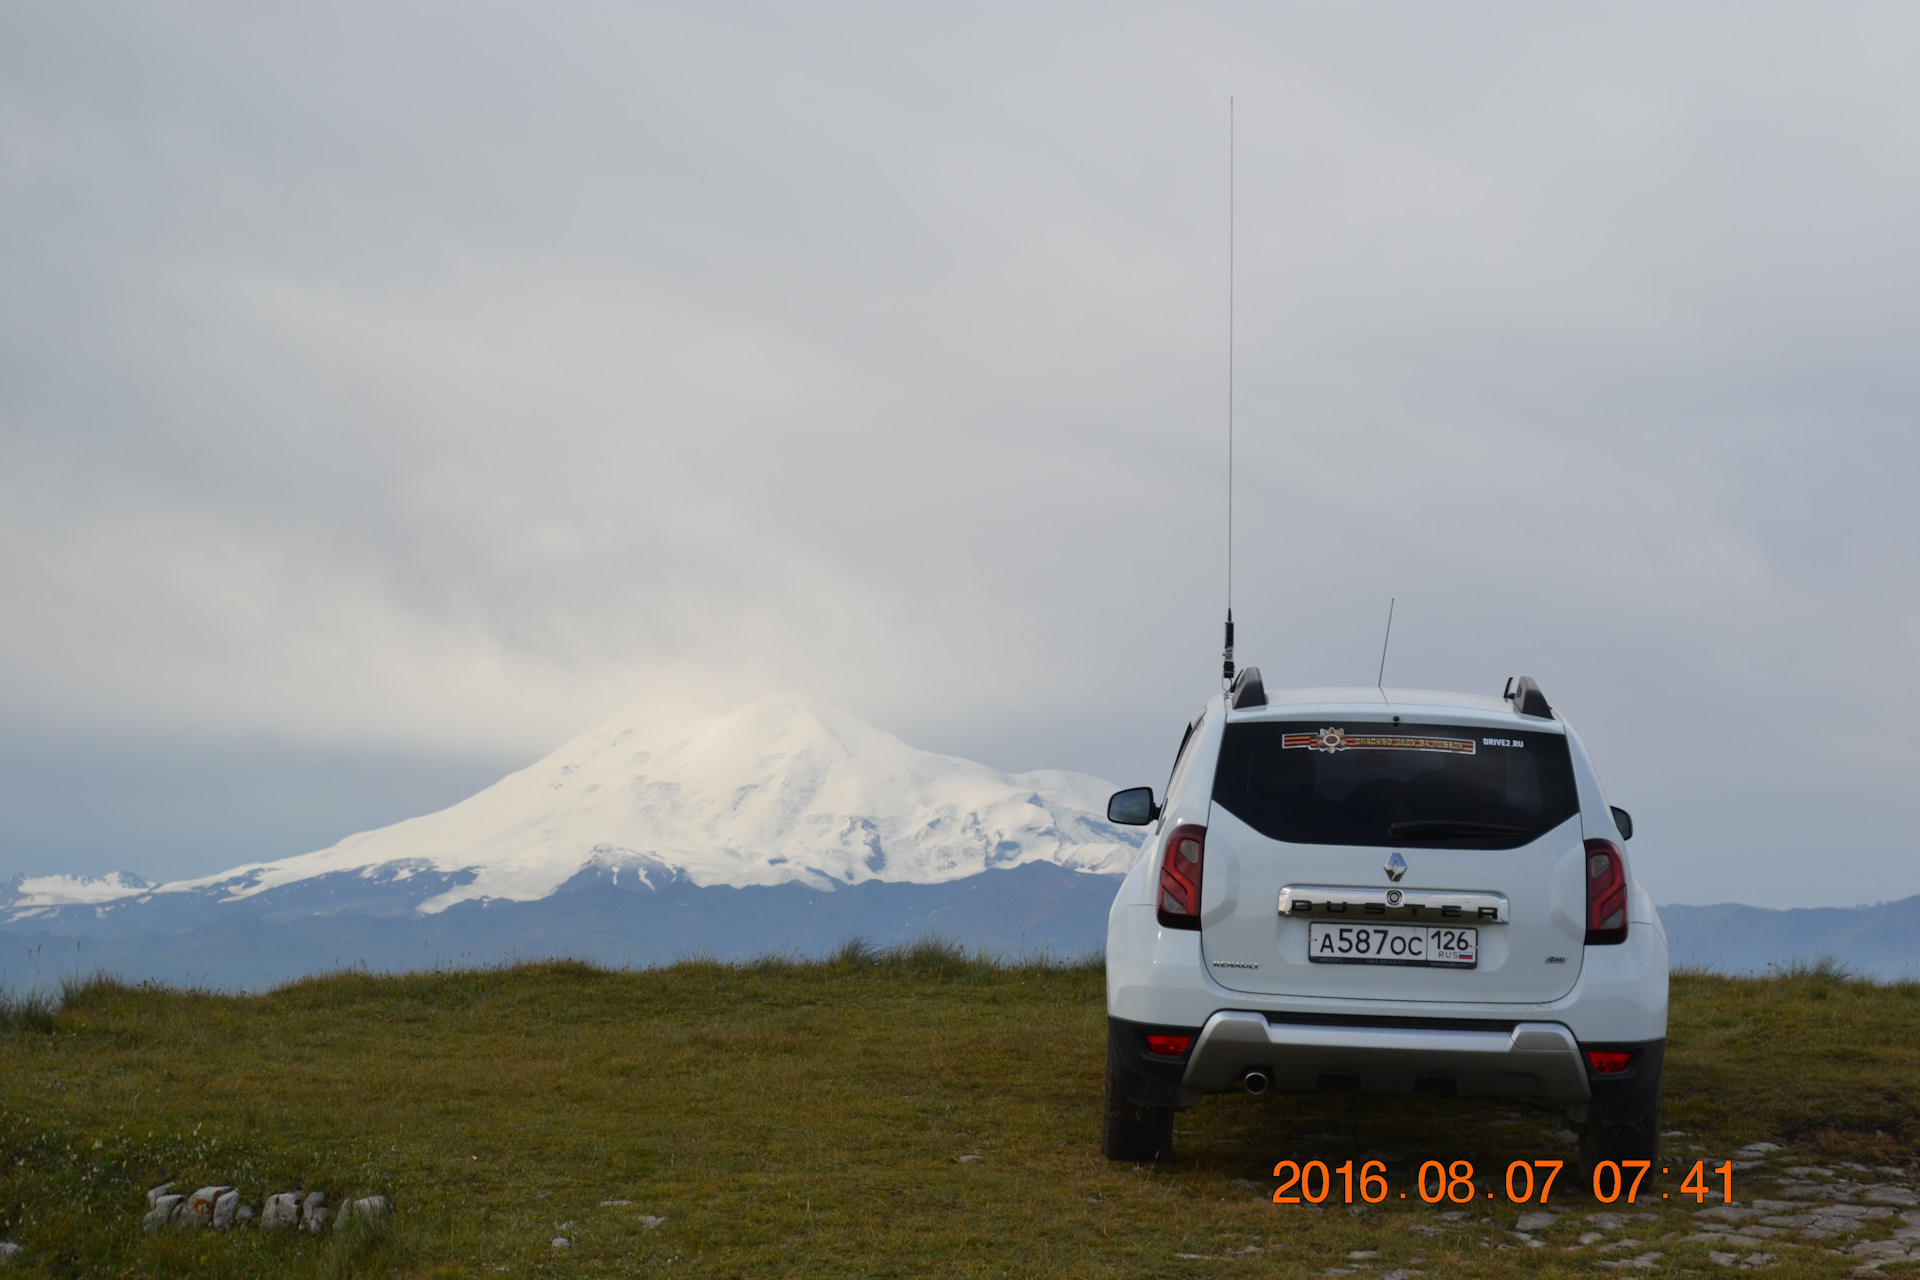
(1211, 721), (1579, 849)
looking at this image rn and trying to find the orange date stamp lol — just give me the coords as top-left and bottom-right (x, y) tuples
(1271, 1158), (1736, 1205)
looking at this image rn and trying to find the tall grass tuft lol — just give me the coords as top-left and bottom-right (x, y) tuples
(893, 935), (991, 979)
(828, 937), (883, 968)
(1771, 952), (1858, 983)
(0, 987), (58, 1033)
(57, 970), (138, 1013)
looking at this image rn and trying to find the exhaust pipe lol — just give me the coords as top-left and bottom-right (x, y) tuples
(1243, 1070), (1270, 1096)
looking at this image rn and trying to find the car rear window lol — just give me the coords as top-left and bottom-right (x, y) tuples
(1211, 720), (1579, 849)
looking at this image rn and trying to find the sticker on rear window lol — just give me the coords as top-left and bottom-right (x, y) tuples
(1280, 727), (1476, 755)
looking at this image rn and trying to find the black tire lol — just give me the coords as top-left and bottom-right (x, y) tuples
(1580, 1096), (1660, 1170)
(1102, 1051), (1175, 1162)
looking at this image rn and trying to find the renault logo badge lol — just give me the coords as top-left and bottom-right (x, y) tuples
(1384, 851), (1407, 882)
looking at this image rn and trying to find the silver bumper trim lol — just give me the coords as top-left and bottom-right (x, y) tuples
(1181, 1010), (1591, 1103)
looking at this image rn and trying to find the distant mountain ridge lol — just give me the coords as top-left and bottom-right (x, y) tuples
(0, 862), (1125, 991)
(1660, 897), (1920, 981)
(11, 878), (1917, 991)
(0, 696), (1145, 988)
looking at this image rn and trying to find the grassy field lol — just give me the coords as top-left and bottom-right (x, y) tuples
(0, 946), (1916, 1278)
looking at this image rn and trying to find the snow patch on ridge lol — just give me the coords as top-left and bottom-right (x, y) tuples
(5, 871), (152, 907)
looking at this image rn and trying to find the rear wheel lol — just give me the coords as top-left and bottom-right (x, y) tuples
(1101, 1053), (1175, 1162)
(1579, 1096), (1660, 1169)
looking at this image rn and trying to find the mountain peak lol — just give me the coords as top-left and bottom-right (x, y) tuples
(8, 697), (1144, 919)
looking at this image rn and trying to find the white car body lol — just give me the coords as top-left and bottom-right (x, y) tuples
(1102, 675), (1668, 1159)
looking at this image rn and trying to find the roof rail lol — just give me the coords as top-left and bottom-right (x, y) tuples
(1230, 666), (1267, 709)
(1503, 675), (1553, 719)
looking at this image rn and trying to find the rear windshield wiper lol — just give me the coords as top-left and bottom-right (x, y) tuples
(1387, 819), (1530, 843)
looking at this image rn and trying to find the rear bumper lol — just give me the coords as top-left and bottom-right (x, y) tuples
(1105, 901), (1669, 1045)
(1180, 1010), (1593, 1104)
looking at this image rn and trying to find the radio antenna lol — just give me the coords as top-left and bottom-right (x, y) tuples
(1376, 598), (1396, 690)
(1221, 97), (1236, 688)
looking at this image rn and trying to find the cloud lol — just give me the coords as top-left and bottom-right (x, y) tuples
(2, 1), (1918, 904)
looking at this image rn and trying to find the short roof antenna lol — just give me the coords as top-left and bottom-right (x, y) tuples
(1376, 598), (1396, 690)
(1221, 96), (1237, 689)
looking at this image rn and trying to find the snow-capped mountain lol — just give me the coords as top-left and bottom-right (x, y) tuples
(3, 696), (1145, 931)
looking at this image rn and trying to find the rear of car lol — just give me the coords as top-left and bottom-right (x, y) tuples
(1101, 675), (1668, 1167)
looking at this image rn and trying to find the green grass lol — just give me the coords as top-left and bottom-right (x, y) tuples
(0, 987), (57, 1035)
(1665, 961), (1920, 1163)
(0, 945), (1915, 1278)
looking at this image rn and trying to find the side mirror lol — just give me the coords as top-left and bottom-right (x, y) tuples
(1610, 806), (1634, 841)
(1107, 786), (1161, 826)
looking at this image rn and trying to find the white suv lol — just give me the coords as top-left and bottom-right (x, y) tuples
(1102, 672), (1668, 1169)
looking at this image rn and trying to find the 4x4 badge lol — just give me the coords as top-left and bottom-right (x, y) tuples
(1384, 852), (1408, 882)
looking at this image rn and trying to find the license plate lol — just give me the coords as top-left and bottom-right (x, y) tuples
(1307, 922), (1478, 968)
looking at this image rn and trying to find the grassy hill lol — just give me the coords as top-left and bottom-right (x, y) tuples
(1, 948), (1916, 1278)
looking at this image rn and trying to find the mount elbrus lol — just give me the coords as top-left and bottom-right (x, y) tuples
(1, 697), (1145, 986)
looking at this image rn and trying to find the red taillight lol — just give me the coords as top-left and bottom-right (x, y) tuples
(1157, 823), (1207, 931)
(1144, 1034), (1193, 1057)
(1584, 837), (1629, 945)
(1586, 1050), (1633, 1074)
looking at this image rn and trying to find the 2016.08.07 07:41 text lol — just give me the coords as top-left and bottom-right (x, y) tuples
(1272, 1159), (1736, 1205)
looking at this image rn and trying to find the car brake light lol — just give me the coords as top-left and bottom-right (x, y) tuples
(1144, 1034), (1193, 1056)
(1584, 837), (1629, 945)
(1157, 823), (1207, 931)
(1585, 1050), (1633, 1074)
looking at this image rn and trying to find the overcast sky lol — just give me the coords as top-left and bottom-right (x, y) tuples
(3, 3), (1917, 908)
